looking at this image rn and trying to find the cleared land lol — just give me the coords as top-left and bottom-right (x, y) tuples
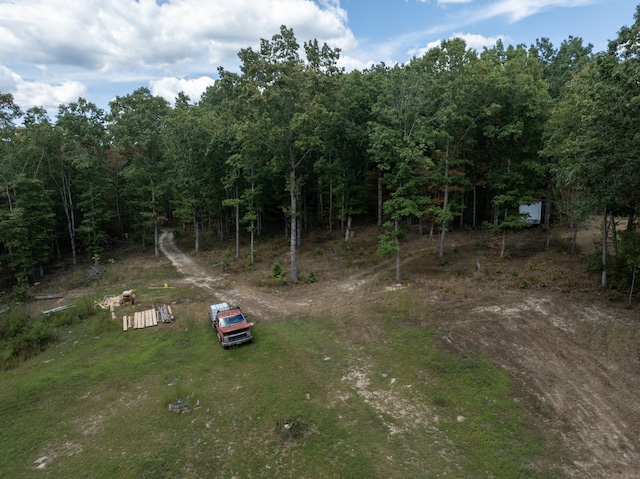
(2, 222), (639, 478)
(160, 224), (640, 478)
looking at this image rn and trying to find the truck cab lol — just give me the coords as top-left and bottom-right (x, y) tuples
(209, 302), (253, 348)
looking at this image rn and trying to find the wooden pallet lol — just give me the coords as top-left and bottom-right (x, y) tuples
(122, 309), (157, 331)
(122, 304), (174, 331)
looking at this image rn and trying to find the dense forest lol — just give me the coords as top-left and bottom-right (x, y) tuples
(1, 7), (640, 291)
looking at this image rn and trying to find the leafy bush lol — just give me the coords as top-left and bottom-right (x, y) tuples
(0, 314), (57, 370)
(0, 295), (102, 369)
(0, 310), (29, 341)
(11, 282), (31, 303)
(268, 261), (285, 281)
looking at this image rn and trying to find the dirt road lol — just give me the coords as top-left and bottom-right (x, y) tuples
(158, 228), (640, 478)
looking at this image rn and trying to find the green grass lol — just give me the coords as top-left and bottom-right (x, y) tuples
(0, 283), (567, 478)
(357, 292), (564, 478)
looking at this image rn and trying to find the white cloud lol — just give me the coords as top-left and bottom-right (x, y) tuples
(454, 32), (506, 50)
(410, 0), (596, 60)
(0, 65), (86, 114)
(150, 76), (216, 105)
(0, 0), (604, 114)
(411, 32), (507, 57)
(16, 80), (86, 113)
(0, 0), (355, 74)
(473, 0), (595, 23)
(0, 65), (21, 92)
(0, 0), (357, 112)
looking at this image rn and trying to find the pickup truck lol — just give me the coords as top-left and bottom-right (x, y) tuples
(209, 302), (253, 348)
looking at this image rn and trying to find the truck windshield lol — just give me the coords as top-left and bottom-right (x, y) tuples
(220, 314), (245, 327)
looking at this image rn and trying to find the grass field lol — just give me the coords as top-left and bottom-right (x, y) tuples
(0, 267), (565, 478)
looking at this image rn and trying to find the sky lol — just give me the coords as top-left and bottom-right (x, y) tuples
(0, 0), (638, 119)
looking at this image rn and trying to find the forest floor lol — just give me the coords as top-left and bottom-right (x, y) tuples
(33, 218), (640, 478)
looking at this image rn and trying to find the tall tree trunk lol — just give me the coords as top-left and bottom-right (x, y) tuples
(115, 174), (123, 235)
(297, 192), (302, 247)
(395, 219), (401, 282)
(439, 139), (450, 258)
(152, 180), (159, 257)
(610, 210), (618, 256)
(602, 208), (607, 287)
(5, 186), (12, 213)
(459, 168), (465, 230)
(545, 175), (553, 247)
(629, 263), (637, 305)
(344, 215), (352, 250)
(194, 211), (200, 254)
(472, 184), (477, 229)
(329, 180), (333, 232)
(235, 187), (240, 259)
(340, 189), (344, 233)
(317, 176), (323, 225)
(500, 208), (508, 258)
(154, 221), (159, 257)
(289, 157), (298, 283)
(217, 217), (224, 241)
(62, 176), (77, 265)
(250, 220), (255, 265)
(257, 211), (262, 237)
(50, 160), (77, 264)
(377, 171), (383, 227)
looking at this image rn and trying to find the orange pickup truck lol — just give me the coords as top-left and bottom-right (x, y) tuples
(209, 302), (253, 348)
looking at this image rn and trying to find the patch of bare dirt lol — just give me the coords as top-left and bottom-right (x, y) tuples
(156, 225), (640, 478)
(449, 295), (640, 477)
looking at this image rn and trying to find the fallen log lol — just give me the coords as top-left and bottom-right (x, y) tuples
(34, 293), (63, 301)
(42, 304), (74, 315)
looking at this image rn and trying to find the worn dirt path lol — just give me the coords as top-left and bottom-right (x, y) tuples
(452, 296), (640, 478)
(158, 228), (640, 478)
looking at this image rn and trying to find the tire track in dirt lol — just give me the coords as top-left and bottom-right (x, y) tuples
(457, 297), (640, 478)
(158, 229), (303, 318)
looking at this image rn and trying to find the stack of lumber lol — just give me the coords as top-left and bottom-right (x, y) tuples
(96, 294), (122, 310)
(135, 309), (157, 329)
(157, 304), (174, 323)
(122, 309), (156, 331)
(122, 304), (174, 331)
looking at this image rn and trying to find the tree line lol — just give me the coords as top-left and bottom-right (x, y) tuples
(1, 7), (640, 292)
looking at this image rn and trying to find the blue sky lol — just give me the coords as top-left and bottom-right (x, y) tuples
(0, 0), (637, 119)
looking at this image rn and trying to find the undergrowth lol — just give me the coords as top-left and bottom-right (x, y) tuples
(0, 295), (99, 370)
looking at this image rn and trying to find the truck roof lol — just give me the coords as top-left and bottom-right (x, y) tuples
(217, 307), (242, 319)
(217, 308), (247, 328)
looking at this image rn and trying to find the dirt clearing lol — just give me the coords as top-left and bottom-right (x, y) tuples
(156, 227), (640, 477)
